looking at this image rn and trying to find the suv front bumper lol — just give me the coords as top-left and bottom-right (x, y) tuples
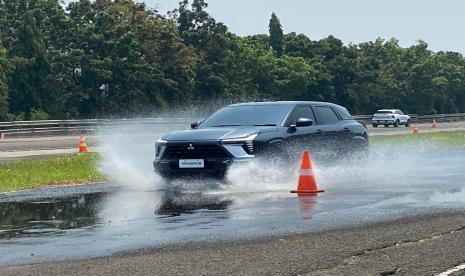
(153, 141), (256, 178)
(153, 156), (254, 178)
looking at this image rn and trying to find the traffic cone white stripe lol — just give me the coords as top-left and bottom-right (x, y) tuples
(300, 169), (313, 176)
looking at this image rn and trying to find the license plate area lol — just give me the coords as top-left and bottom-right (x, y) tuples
(179, 159), (204, 169)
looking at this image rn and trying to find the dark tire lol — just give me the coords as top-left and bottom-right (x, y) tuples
(394, 120), (399, 127)
(372, 124), (378, 128)
(405, 120), (410, 127)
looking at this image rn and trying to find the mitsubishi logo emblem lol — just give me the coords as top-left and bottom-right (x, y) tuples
(187, 143), (195, 150)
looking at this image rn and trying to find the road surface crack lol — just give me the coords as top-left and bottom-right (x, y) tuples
(317, 224), (465, 275)
(354, 224), (465, 257)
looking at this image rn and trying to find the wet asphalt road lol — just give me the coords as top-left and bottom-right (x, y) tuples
(0, 121), (187, 161)
(2, 212), (465, 275)
(1, 144), (465, 274)
(1, 122), (465, 274)
(0, 136), (99, 152)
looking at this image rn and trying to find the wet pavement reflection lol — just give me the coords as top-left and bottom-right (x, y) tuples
(0, 193), (104, 239)
(156, 191), (233, 216)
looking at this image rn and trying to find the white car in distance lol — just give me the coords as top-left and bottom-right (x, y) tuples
(372, 109), (411, 128)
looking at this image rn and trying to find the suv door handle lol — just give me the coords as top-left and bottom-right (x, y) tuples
(340, 127), (351, 132)
(316, 129), (324, 134)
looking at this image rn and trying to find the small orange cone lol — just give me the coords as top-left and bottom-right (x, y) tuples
(291, 150), (324, 195)
(0, 132), (4, 141)
(79, 134), (88, 153)
(412, 123), (419, 134)
(432, 119), (437, 128)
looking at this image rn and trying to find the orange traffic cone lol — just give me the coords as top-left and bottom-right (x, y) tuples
(79, 134), (88, 153)
(432, 119), (437, 128)
(412, 123), (419, 134)
(291, 150), (324, 195)
(0, 132), (4, 141)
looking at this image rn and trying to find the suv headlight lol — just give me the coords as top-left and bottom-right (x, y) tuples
(221, 134), (258, 154)
(155, 138), (167, 158)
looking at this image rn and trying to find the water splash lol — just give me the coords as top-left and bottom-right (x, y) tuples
(97, 122), (177, 191)
(96, 120), (465, 205)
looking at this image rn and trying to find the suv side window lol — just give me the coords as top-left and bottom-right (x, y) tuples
(314, 106), (340, 125)
(334, 106), (352, 119)
(286, 106), (315, 126)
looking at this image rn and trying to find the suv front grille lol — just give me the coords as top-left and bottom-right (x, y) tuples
(162, 144), (230, 159)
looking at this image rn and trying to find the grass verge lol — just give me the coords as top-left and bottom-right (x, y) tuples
(371, 130), (465, 146)
(0, 153), (105, 193)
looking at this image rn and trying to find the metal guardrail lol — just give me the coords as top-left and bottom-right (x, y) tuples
(0, 118), (193, 135)
(353, 113), (465, 124)
(0, 113), (464, 136)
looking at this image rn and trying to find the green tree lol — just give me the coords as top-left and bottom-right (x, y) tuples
(2, 0), (67, 119)
(268, 12), (283, 56)
(176, 0), (240, 105)
(7, 11), (58, 118)
(283, 32), (315, 59)
(0, 41), (7, 120)
(1, 0), (465, 120)
(0, 2), (7, 119)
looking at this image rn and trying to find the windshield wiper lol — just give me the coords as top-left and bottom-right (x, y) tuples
(253, 124), (277, 126)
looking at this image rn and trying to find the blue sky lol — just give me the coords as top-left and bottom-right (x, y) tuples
(64, 0), (465, 53)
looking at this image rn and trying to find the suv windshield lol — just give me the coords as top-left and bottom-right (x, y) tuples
(200, 105), (292, 127)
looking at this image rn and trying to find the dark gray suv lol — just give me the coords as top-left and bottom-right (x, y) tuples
(154, 101), (368, 178)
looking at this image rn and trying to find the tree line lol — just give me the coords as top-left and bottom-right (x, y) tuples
(1, 0), (465, 121)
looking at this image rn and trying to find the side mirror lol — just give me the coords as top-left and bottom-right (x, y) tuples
(191, 119), (204, 129)
(296, 118), (313, 127)
(191, 121), (199, 129)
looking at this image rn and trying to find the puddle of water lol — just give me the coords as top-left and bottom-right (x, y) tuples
(0, 193), (105, 239)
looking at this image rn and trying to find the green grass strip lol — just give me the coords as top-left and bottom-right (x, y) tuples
(0, 153), (105, 193)
(371, 130), (465, 146)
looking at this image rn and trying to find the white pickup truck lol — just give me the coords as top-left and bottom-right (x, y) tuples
(372, 109), (411, 127)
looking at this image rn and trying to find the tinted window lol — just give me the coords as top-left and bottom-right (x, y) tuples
(376, 110), (393, 114)
(334, 105), (352, 119)
(314, 106), (340, 125)
(201, 105), (292, 127)
(286, 106), (315, 126)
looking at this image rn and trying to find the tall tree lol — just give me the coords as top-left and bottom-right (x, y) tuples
(0, 40), (7, 120)
(176, 0), (238, 104)
(0, 3), (7, 120)
(8, 10), (58, 118)
(268, 12), (283, 56)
